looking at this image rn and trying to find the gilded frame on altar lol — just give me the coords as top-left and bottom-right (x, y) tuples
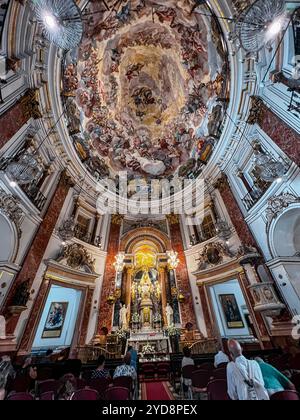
(219, 294), (244, 329)
(42, 302), (68, 339)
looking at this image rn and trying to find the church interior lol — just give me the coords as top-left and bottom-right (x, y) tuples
(0, 0), (300, 402)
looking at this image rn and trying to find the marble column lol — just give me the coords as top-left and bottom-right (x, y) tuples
(214, 174), (257, 248)
(167, 215), (197, 327)
(112, 270), (124, 329)
(0, 89), (41, 151)
(167, 268), (181, 325)
(2, 171), (73, 335)
(159, 268), (168, 326)
(97, 215), (123, 333)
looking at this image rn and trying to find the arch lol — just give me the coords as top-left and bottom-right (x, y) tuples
(0, 212), (19, 263)
(120, 227), (171, 253)
(269, 205), (300, 258)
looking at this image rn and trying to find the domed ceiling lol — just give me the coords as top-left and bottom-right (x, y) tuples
(62, 0), (229, 181)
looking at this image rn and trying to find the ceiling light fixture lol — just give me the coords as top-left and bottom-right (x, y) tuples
(31, 0), (83, 50)
(236, 0), (286, 53)
(266, 18), (284, 38)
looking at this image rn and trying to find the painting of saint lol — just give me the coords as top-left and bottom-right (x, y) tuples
(42, 302), (68, 339)
(219, 294), (244, 329)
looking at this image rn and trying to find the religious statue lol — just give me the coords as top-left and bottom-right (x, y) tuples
(11, 280), (30, 307)
(165, 303), (174, 327)
(119, 304), (128, 329)
(0, 315), (6, 340)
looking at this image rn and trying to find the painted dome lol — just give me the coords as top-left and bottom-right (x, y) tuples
(63, 0), (229, 181)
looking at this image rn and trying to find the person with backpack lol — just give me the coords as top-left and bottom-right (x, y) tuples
(226, 340), (269, 400)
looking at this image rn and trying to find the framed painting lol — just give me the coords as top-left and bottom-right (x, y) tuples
(42, 302), (68, 339)
(219, 294), (244, 329)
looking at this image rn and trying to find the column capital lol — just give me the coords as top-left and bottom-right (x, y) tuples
(166, 214), (180, 225)
(111, 214), (124, 225)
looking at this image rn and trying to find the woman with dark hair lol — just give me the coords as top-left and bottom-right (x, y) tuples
(91, 355), (110, 379)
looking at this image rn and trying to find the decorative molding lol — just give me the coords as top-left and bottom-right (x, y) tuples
(111, 214), (123, 225)
(20, 89), (42, 120)
(0, 189), (23, 232)
(247, 96), (265, 125)
(56, 243), (96, 274)
(266, 192), (300, 224)
(248, 282), (285, 317)
(194, 242), (234, 272)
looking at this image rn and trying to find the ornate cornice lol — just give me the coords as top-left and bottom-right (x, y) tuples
(247, 96), (266, 126)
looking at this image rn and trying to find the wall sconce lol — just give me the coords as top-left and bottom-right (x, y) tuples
(167, 250), (180, 270)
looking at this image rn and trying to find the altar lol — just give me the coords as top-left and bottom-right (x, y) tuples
(126, 331), (171, 355)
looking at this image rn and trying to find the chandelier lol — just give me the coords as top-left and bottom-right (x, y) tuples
(236, 0), (286, 53)
(31, 0), (83, 50)
(253, 142), (287, 183)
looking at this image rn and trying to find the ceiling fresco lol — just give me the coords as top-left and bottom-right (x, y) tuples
(62, 0), (229, 182)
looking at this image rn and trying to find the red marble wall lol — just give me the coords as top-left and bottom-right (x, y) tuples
(79, 287), (94, 345)
(97, 221), (121, 332)
(3, 172), (71, 333)
(168, 221), (197, 328)
(198, 284), (214, 337)
(217, 176), (257, 248)
(0, 92), (33, 150)
(260, 106), (300, 167)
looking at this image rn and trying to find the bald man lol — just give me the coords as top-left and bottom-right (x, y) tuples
(226, 340), (269, 400)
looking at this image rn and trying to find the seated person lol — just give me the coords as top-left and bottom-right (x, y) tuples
(182, 346), (195, 369)
(56, 373), (77, 400)
(255, 357), (295, 397)
(91, 355), (110, 380)
(113, 352), (137, 383)
(181, 346), (195, 391)
(16, 364), (38, 394)
(214, 346), (230, 368)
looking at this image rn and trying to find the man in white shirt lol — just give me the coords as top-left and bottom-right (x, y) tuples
(214, 349), (229, 368)
(226, 339), (269, 400)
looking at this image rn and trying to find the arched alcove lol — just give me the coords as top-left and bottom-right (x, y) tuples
(0, 213), (18, 262)
(271, 207), (300, 257)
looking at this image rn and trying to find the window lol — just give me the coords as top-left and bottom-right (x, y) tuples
(250, 166), (271, 193)
(201, 214), (216, 241)
(75, 214), (91, 241)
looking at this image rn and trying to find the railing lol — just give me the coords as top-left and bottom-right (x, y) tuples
(186, 338), (219, 355)
(17, 183), (47, 212)
(74, 224), (102, 247)
(242, 188), (269, 211)
(0, 158), (47, 211)
(76, 346), (121, 363)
